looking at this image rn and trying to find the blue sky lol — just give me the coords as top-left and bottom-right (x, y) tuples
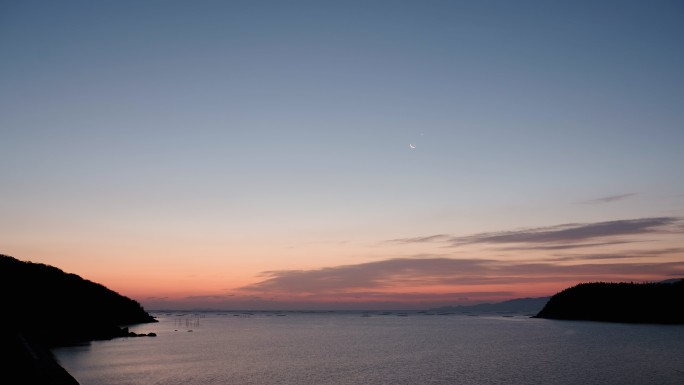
(1, 0), (683, 309)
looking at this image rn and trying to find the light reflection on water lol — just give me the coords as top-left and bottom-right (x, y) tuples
(53, 312), (684, 385)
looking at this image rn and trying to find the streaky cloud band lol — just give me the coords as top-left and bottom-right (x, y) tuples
(239, 255), (684, 295)
(450, 217), (681, 245)
(579, 193), (638, 204)
(384, 217), (681, 248)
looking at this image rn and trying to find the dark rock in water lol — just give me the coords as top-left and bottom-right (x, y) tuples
(536, 280), (684, 324)
(126, 331), (157, 337)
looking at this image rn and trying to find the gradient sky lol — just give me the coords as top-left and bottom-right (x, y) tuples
(2, 0), (683, 310)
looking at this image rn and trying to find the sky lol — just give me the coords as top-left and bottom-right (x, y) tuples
(1, 0), (683, 310)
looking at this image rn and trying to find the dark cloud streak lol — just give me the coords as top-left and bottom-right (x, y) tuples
(246, 258), (491, 293)
(450, 217), (680, 246)
(579, 193), (638, 204)
(240, 256), (684, 295)
(546, 248), (684, 262)
(385, 217), (681, 249)
(386, 234), (450, 244)
(497, 240), (639, 251)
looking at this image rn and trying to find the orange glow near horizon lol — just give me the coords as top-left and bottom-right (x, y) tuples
(5, 216), (684, 311)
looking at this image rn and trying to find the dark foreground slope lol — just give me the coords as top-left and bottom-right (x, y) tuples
(0, 254), (157, 384)
(0, 330), (81, 385)
(536, 280), (684, 324)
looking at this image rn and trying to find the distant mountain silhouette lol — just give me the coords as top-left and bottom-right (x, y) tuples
(0, 254), (156, 344)
(430, 297), (550, 314)
(535, 280), (684, 324)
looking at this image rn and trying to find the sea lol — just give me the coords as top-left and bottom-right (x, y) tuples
(53, 311), (684, 385)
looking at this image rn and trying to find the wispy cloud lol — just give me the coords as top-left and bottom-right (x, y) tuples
(184, 294), (236, 300)
(385, 217), (681, 249)
(449, 217), (680, 246)
(546, 247), (684, 262)
(546, 254), (644, 262)
(239, 256), (684, 295)
(243, 258), (490, 293)
(386, 234), (450, 244)
(579, 193), (638, 204)
(497, 240), (638, 251)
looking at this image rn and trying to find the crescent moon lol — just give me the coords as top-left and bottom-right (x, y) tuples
(409, 144), (416, 149)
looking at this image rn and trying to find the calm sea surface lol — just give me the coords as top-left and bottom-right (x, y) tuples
(53, 311), (684, 385)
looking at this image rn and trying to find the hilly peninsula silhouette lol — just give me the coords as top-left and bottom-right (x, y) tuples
(535, 280), (684, 324)
(0, 254), (157, 384)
